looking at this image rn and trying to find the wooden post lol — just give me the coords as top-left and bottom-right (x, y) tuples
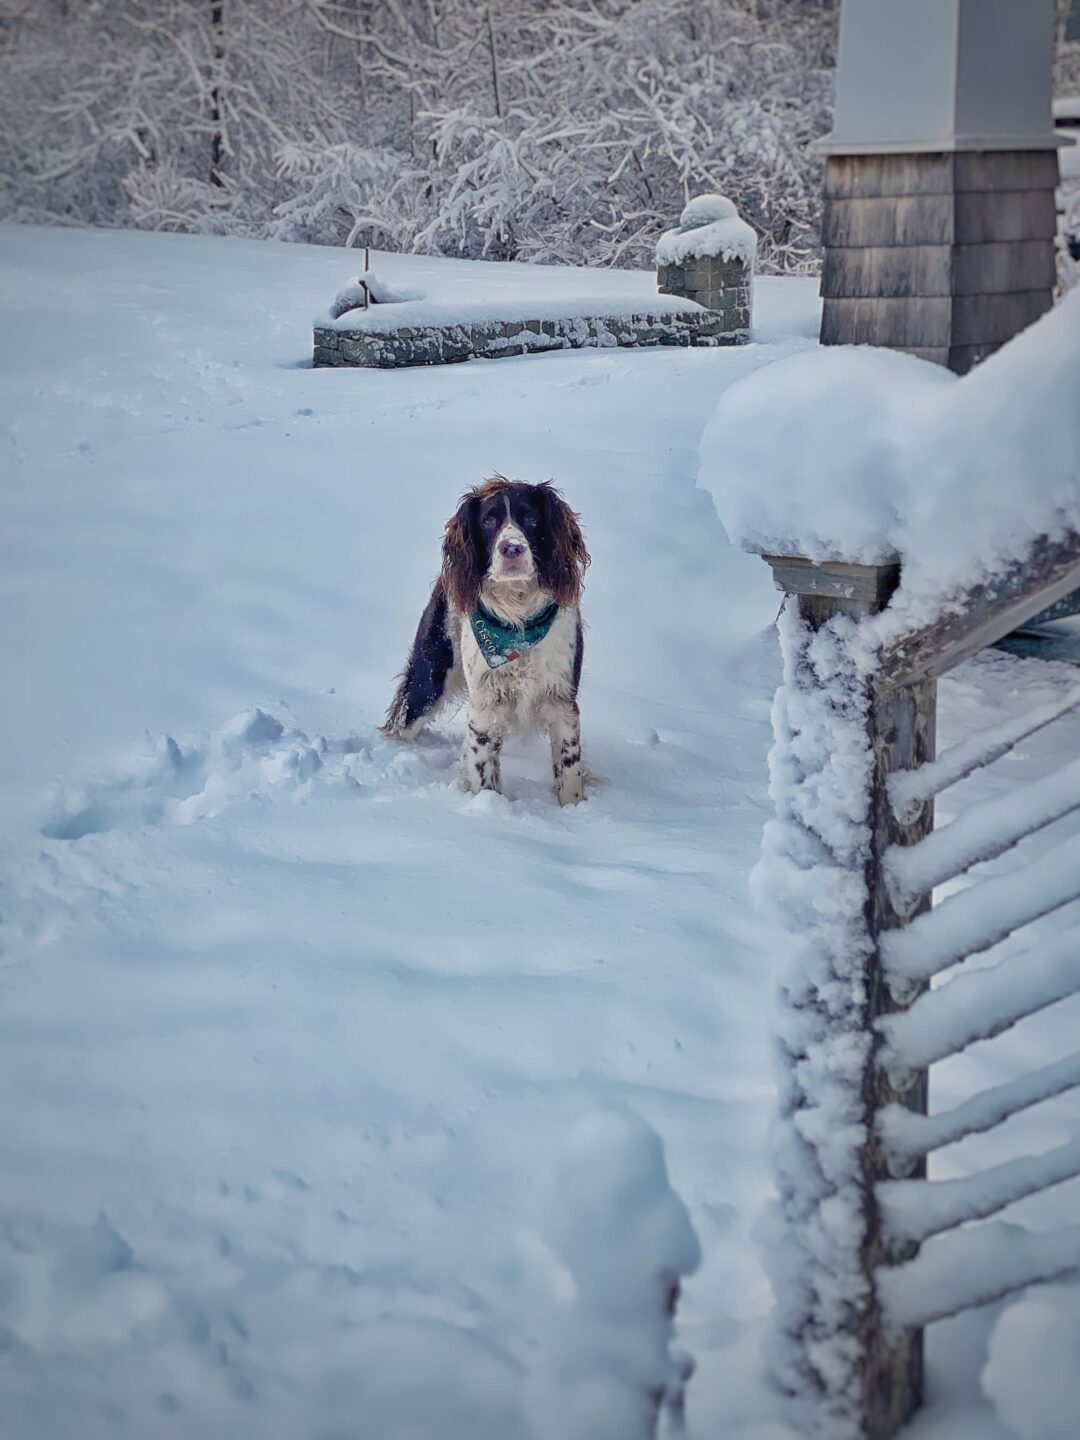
(762, 554), (936, 1438)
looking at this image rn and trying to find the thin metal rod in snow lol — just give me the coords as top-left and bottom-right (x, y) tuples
(879, 1137), (1080, 1245)
(882, 831), (1080, 986)
(878, 922), (1080, 1075)
(889, 686), (1080, 820)
(880, 1221), (1080, 1330)
(879, 1050), (1080, 1162)
(886, 756), (1080, 906)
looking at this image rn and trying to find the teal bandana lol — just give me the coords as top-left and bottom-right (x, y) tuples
(469, 599), (560, 670)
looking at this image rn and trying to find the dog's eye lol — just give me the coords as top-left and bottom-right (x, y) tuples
(482, 514), (499, 529)
(520, 512), (537, 528)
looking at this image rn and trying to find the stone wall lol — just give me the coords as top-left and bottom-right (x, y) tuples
(656, 257), (753, 337)
(313, 307), (740, 368)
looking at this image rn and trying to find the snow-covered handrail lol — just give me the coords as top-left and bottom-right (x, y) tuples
(880, 1222), (1080, 1330)
(878, 1050), (1080, 1161)
(886, 755), (1080, 905)
(877, 529), (1080, 690)
(888, 685), (1080, 816)
(882, 832), (1080, 985)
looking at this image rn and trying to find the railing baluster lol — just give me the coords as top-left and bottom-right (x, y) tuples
(886, 756), (1080, 905)
(879, 1050), (1080, 1161)
(878, 923), (1080, 1076)
(883, 834), (1080, 986)
(880, 1138), (1080, 1245)
(889, 686), (1080, 817)
(880, 1222), (1080, 1330)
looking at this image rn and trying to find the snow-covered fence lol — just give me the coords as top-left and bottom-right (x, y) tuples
(759, 533), (1080, 1440)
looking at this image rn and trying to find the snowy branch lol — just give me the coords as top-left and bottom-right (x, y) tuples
(0, 0), (837, 271)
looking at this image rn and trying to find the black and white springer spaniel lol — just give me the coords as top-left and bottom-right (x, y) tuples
(382, 476), (590, 805)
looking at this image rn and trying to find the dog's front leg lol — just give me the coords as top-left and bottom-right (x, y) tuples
(462, 708), (504, 795)
(545, 699), (584, 806)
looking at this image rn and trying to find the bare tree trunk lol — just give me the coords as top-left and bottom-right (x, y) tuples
(486, 6), (503, 119)
(209, 0), (225, 187)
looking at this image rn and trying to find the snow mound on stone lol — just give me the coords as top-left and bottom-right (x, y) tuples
(680, 193), (738, 227)
(656, 193), (757, 269)
(328, 271), (426, 320)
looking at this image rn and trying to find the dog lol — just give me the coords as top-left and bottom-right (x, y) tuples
(382, 476), (590, 805)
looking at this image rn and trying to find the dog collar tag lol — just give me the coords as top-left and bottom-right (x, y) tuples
(469, 600), (559, 669)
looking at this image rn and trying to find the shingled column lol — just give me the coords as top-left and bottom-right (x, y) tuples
(816, 0), (1070, 375)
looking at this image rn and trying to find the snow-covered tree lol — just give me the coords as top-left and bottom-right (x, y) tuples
(2, 1), (838, 271)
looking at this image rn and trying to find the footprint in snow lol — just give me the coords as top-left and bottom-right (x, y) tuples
(41, 708), (323, 840)
(38, 708), (464, 844)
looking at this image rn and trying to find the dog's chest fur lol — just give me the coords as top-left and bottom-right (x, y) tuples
(454, 604), (579, 724)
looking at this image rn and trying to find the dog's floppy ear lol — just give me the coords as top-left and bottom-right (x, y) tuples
(441, 493), (483, 612)
(537, 484), (590, 607)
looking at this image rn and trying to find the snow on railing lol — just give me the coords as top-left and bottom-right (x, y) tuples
(888, 686), (1080, 818)
(877, 925), (1080, 1076)
(758, 532), (1080, 1440)
(882, 832), (1080, 986)
(879, 1221), (1080, 1330)
(885, 755), (1080, 905)
(878, 1051), (1080, 1162)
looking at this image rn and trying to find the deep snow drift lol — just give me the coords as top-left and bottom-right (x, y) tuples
(1, 225), (1079, 1440)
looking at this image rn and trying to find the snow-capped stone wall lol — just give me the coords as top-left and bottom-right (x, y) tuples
(313, 308), (734, 368)
(656, 194), (755, 341)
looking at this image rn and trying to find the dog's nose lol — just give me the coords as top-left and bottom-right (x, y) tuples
(500, 538), (526, 559)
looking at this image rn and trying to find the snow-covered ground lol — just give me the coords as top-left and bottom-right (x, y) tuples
(1, 225), (1078, 1440)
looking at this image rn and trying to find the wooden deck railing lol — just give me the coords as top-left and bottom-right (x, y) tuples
(759, 533), (1080, 1439)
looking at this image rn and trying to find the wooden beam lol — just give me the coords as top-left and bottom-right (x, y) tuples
(762, 554), (901, 607)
